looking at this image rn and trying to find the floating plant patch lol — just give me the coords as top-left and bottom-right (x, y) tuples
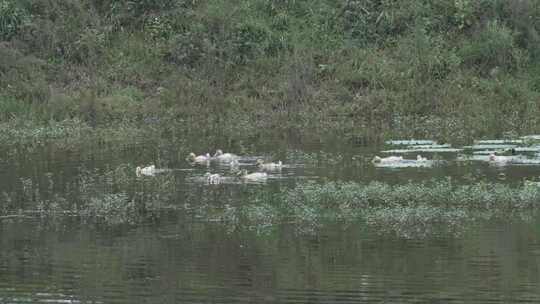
(385, 140), (436, 146)
(462, 144), (517, 150)
(474, 139), (524, 144)
(373, 160), (435, 168)
(456, 155), (490, 162)
(505, 158), (540, 165)
(407, 144), (452, 149)
(514, 146), (540, 152)
(473, 150), (520, 156)
(381, 148), (463, 154)
(459, 154), (531, 164)
(520, 135), (540, 141)
(472, 150), (498, 155)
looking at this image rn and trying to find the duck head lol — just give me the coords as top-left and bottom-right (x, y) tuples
(186, 152), (196, 161)
(214, 149), (223, 157)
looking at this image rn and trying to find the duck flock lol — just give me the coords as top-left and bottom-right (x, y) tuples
(372, 137), (540, 168)
(135, 136), (540, 184)
(136, 149), (285, 184)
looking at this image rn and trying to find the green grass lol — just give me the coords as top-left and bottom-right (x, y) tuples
(3, 0), (540, 240)
(0, 0), (539, 145)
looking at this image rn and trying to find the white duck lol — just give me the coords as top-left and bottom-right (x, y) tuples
(236, 169), (268, 181)
(213, 149), (239, 162)
(204, 173), (222, 185)
(136, 165), (156, 177)
(416, 155), (427, 162)
(488, 153), (512, 164)
(372, 155), (403, 164)
(257, 159), (283, 171)
(186, 152), (211, 164)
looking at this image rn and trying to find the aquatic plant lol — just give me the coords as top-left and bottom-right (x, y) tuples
(364, 206), (470, 239)
(3, 162), (540, 238)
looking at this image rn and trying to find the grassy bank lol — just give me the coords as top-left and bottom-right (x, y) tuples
(2, 164), (540, 237)
(0, 118), (166, 161)
(1, 1), (540, 144)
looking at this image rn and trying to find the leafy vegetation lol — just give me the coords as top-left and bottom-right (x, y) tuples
(0, 0), (540, 144)
(3, 164), (540, 238)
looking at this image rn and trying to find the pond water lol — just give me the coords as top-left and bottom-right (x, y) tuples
(2, 138), (540, 303)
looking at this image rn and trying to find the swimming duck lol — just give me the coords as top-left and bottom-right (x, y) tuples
(204, 173), (222, 185)
(186, 152), (211, 164)
(136, 165), (156, 177)
(236, 169), (268, 181)
(257, 159), (283, 170)
(416, 155), (427, 162)
(488, 153), (512, 163)
(372, 155), (403, 164)
(213, 149), (239, 162)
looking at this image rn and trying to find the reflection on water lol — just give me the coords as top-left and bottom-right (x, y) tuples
(1, 218), (540, 303)
(2, 139), (540, 302)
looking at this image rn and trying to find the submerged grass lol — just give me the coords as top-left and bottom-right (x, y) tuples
(2, 165), (540, 238)
(272, 180), (540, 237)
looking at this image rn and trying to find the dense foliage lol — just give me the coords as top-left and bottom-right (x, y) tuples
(1, 0), (540, 143)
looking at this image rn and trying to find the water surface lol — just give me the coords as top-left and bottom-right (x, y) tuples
(1, 139), (540, 303)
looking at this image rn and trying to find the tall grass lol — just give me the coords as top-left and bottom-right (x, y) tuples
(0, 0), (540, 144)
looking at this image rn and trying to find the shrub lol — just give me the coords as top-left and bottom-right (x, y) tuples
(498, 0), (540, 58)
(395, 25), (462, 84)
(73, 87), (145, 125)
(0, 0), (30, 40)
(341, 0), (416, 45)
(0, 95), (31, 120)
(460, 20), (524, 72)
(165, 30), (207, 67)
(0, 45), (49, 104)
(231, 21), (272, 64)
